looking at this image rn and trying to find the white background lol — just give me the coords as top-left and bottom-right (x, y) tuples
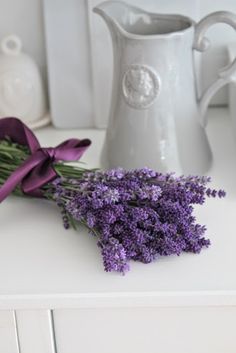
(0, 0), (236, 113)
(0, 0), (47, 92)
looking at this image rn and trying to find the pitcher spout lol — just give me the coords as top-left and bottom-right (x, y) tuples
(93, 1), (135, 38)
(94, 1), (194, 39)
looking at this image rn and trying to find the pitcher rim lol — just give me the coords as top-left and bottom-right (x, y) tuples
(94, 1), (195, 40)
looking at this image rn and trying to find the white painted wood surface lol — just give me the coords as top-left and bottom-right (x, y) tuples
(0, 108), (236, 351)
(227, 44), (236, 137)
(0, 311), (19, 353)
(53, 307), (236, 353)
(200, 0), (236, 105)
(15, 310), (56, 353)
(43, 0), (93, 128)
(0, 108), (235, 309)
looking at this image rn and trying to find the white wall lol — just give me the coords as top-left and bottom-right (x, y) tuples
(0, 0), (47, 88)
(199, 0), (236, 104)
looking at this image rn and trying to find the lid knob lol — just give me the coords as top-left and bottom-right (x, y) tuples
(1, 35), (22, 55)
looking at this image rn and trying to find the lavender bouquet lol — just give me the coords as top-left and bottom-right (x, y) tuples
(0, 118), (225, 274)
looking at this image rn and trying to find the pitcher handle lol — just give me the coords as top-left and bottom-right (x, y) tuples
(193, 11), (236, 127)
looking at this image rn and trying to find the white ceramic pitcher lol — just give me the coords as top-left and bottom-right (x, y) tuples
(94, 1), (236, 174)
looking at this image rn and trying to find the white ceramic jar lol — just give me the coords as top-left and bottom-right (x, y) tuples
(0, 35), (47, 125)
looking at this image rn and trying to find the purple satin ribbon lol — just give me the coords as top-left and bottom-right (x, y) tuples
(0, 117), (91, 202)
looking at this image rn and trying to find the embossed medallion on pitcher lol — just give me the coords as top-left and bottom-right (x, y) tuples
(122, 64), (160, 109)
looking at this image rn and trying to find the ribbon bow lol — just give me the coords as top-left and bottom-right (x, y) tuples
(0, 117), (91, 202)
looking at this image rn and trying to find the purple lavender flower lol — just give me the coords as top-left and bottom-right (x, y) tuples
(98, 238), (129, 274)
(51, 168), (225, 274)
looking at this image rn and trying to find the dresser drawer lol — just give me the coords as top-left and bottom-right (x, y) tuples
(0, 311), (18, 353)
(15, 310), (55, 353)
(53, 306), (236, 353)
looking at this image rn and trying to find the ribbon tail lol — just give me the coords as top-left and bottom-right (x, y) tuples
(0, 153), (44, 203)
(54, 138), (91, 161)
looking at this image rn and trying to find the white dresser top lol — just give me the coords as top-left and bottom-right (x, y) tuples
(0, 108), (236, 309)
